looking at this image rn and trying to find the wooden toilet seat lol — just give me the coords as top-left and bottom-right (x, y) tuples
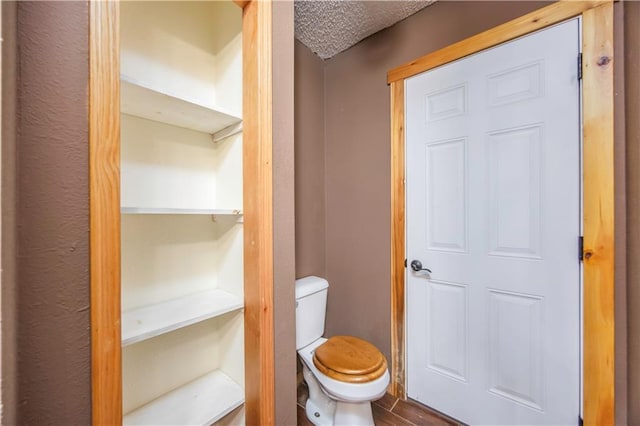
(312, 336), (387, 383)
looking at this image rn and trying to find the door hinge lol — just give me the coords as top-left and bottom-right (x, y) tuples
(578, 416), (583, 426)
(579, 236), (584, 262)
(578, 53), (583, 81)
(404, 259), (407, 268)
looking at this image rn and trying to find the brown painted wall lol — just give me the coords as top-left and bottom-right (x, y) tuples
(272, 1), (297, 425)
(14, 1), (91, 424)
(1, 2), (18, 424)
(295, 40), (326, 279)
(625, 1), (640, 423)
(323, 0), (550, 366)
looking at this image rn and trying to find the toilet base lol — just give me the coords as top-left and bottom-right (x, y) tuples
(305, 399), (333, 426)
(305, 399), (375, 426)
(303, 361), (336, 426)
(302, 362), (375, 426)
(333, 401), (375, 426)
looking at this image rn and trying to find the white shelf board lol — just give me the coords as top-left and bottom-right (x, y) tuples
(121, 207), (242, 216)
(121, 75), (242, 134)
(122, 289), (243, 346)
(123, 370), (244, 426)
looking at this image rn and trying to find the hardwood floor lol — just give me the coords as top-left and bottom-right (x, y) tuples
(297, 380), (462, 426)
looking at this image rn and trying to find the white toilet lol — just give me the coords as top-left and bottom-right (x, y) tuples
(296, 276), (390, 426)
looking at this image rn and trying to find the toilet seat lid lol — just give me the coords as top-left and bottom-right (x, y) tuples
(313, 336), (387, 383)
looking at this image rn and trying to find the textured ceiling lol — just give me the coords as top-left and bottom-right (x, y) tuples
(295, 0), (436, 59)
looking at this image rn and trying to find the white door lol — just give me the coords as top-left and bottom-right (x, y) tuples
(406, 19), (581, 425)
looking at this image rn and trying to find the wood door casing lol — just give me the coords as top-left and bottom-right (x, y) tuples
(389, 2), (615, 425)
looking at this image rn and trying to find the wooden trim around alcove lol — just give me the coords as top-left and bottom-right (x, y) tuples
(241, 0), (276, 424)
(89, 0), (277, 423)
(388, 2), (615, 425)
(89, 1), (122, 424)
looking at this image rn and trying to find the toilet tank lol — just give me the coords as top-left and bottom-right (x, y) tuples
(295, 276), (329, 350)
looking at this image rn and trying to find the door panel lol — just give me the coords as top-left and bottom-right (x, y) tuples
(427, 280), (468, 382)
(406, 19), (581, 425)
(488, 289), (544, 410)
(426, 139), (468, 252)
(488, 125), (542, 258)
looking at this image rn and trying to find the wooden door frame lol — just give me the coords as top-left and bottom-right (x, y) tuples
(89, 1), (275, 424)
(388, 2), (615, 425)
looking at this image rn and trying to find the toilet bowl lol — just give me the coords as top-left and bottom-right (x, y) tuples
(296, 276), (390, 426)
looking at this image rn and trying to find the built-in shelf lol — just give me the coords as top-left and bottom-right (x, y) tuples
(119, 2), (246, 420)
(121, 75), (242, 135)
(122, 289), (243, 346)
(123, 370), (244, 426)
(121, 207), (242, 216)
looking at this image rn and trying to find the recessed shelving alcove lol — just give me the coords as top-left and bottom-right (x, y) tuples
(119, 1), (245, 424)
(90, 0), (276, 423)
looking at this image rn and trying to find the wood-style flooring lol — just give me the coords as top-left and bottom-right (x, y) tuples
(297, 381), (462, 426)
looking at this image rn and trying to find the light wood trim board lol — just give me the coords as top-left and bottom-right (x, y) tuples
(233, 0), (250, 9)
(582, 3), (615, 425)
(390, 81), (406, 400)
(387, 1), (608, 84)
(388, 2), (616, 425)
(242, 0), (276, 424)
(89, 1), (122, 424)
